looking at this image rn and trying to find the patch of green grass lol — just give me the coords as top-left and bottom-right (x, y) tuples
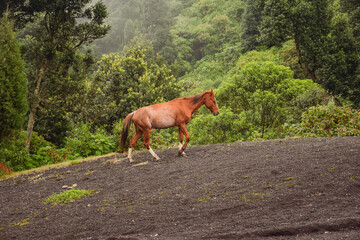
(14, 218), (30, 227)
(44, 189), (95, 204)
(70, 160), (81, 165)
(197, 196), (212, 202)
(283, 177), (294, 181)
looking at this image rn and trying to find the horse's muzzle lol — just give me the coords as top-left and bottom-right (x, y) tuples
(213, 112), (219, 116)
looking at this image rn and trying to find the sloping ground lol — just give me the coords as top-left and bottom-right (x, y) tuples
(1, 137), (360, 240)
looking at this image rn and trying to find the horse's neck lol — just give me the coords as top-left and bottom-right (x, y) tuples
(188, 94), (205, 114)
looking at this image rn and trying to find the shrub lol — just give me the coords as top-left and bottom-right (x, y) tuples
(30, 146), (70, 166)
(288, 84), (328, 123)
(65, 122), (116, 159)
(0, 130), (60, 171)
(217, 62), (323, 139)
(27, 132), (59, 168)
(0, 131), (30, 171)
(188, 107), (261, 145)
(286, 103), (360, 137)
(29, 131), (54, 154)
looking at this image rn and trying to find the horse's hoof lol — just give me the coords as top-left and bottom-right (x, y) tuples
(178, 151), (186, 157)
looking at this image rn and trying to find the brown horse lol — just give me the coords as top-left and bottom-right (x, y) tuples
(119, 89), (219, 162)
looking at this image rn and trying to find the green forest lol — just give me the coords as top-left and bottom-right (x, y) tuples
(1, 0), (359, 173)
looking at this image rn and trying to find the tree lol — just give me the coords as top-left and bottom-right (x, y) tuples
(26, 49), (96, 147)
(217, 61), (323, 138)
(16, 0), (110, 149)
(92, 43), (182, 128)
(259, 0), (360, 105)
(142, 0), (172, 51)
(319, 9), (360, 104)
(0, 1), (27, 25)
(293, 0), (333, 80)
(90, 0), (180, 61)
(339, 0), (360, 57)
(241, 0), (265, 52)
(259, 0), (292, 47)
(0, 12), (28, 138)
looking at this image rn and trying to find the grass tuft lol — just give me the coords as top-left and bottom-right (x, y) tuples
(44, 189), (96, 204)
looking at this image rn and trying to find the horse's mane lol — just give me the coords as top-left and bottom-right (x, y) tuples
(183, 91), (211, 105)
(190, 92), (207, 105)
(173, 91), (210, 105)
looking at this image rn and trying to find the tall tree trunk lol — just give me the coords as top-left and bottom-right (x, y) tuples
(294, 34), (316, 81)
(25, 61), (47, 150)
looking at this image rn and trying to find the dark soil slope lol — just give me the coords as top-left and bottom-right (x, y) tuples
(1, 137), (360, 240)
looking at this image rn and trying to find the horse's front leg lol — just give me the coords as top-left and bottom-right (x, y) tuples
(144, 128), (160, 160)
(178, 124), (190, 156)
(178, 128), (186, 156)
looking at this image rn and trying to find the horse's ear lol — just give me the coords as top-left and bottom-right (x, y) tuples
(210, 89), (213, 95)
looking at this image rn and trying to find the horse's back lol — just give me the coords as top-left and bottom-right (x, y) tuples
(133, 102), (181, 129)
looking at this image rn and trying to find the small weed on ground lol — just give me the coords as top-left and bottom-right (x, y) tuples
(70, 160), (81, 165)
(44, 189), (96, 204)
(13, 218), (30, 227)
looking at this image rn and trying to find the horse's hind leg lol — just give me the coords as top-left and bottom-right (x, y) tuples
(178, 128), (186, 156)
(128, 127), (143, 162)
(143, 128), (160, 160)
(178, 124), (190, 156)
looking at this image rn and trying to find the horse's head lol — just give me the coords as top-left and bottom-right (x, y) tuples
(204, 89), (219, 116)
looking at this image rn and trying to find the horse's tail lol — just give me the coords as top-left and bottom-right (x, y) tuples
(119, 112), (135, 153)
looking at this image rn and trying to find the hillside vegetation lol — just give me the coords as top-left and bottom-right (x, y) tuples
(0, 0), (359, 172)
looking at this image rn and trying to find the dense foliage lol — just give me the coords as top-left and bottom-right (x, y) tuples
(287, 103), (360, 137)
(189, 62), (323, 144)
(0, 0), (359, 173)
(259, 0), (360, 104)
(91, 42), (181, 127)
(15, 0), (110, 149)
(0, 13), (28, 137)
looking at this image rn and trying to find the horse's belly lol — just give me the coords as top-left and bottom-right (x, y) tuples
(146, 106), (177, 129)
(150, 116), (176, 129)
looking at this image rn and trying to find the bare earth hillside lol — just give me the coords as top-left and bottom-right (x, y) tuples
(1, 137), (360, 239)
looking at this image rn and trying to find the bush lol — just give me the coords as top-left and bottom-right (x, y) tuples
(288, 84), (328, 123)
(0, 130), (59, 171)
(65, 122), (116, 159)
(29, 131), (54, 154)
(30, 146), (71, 165)
(217, 62), (324, 139)
(286, 103), (360, 137)
(188, 107), (261, 145)
(0, 131), (30, 171)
